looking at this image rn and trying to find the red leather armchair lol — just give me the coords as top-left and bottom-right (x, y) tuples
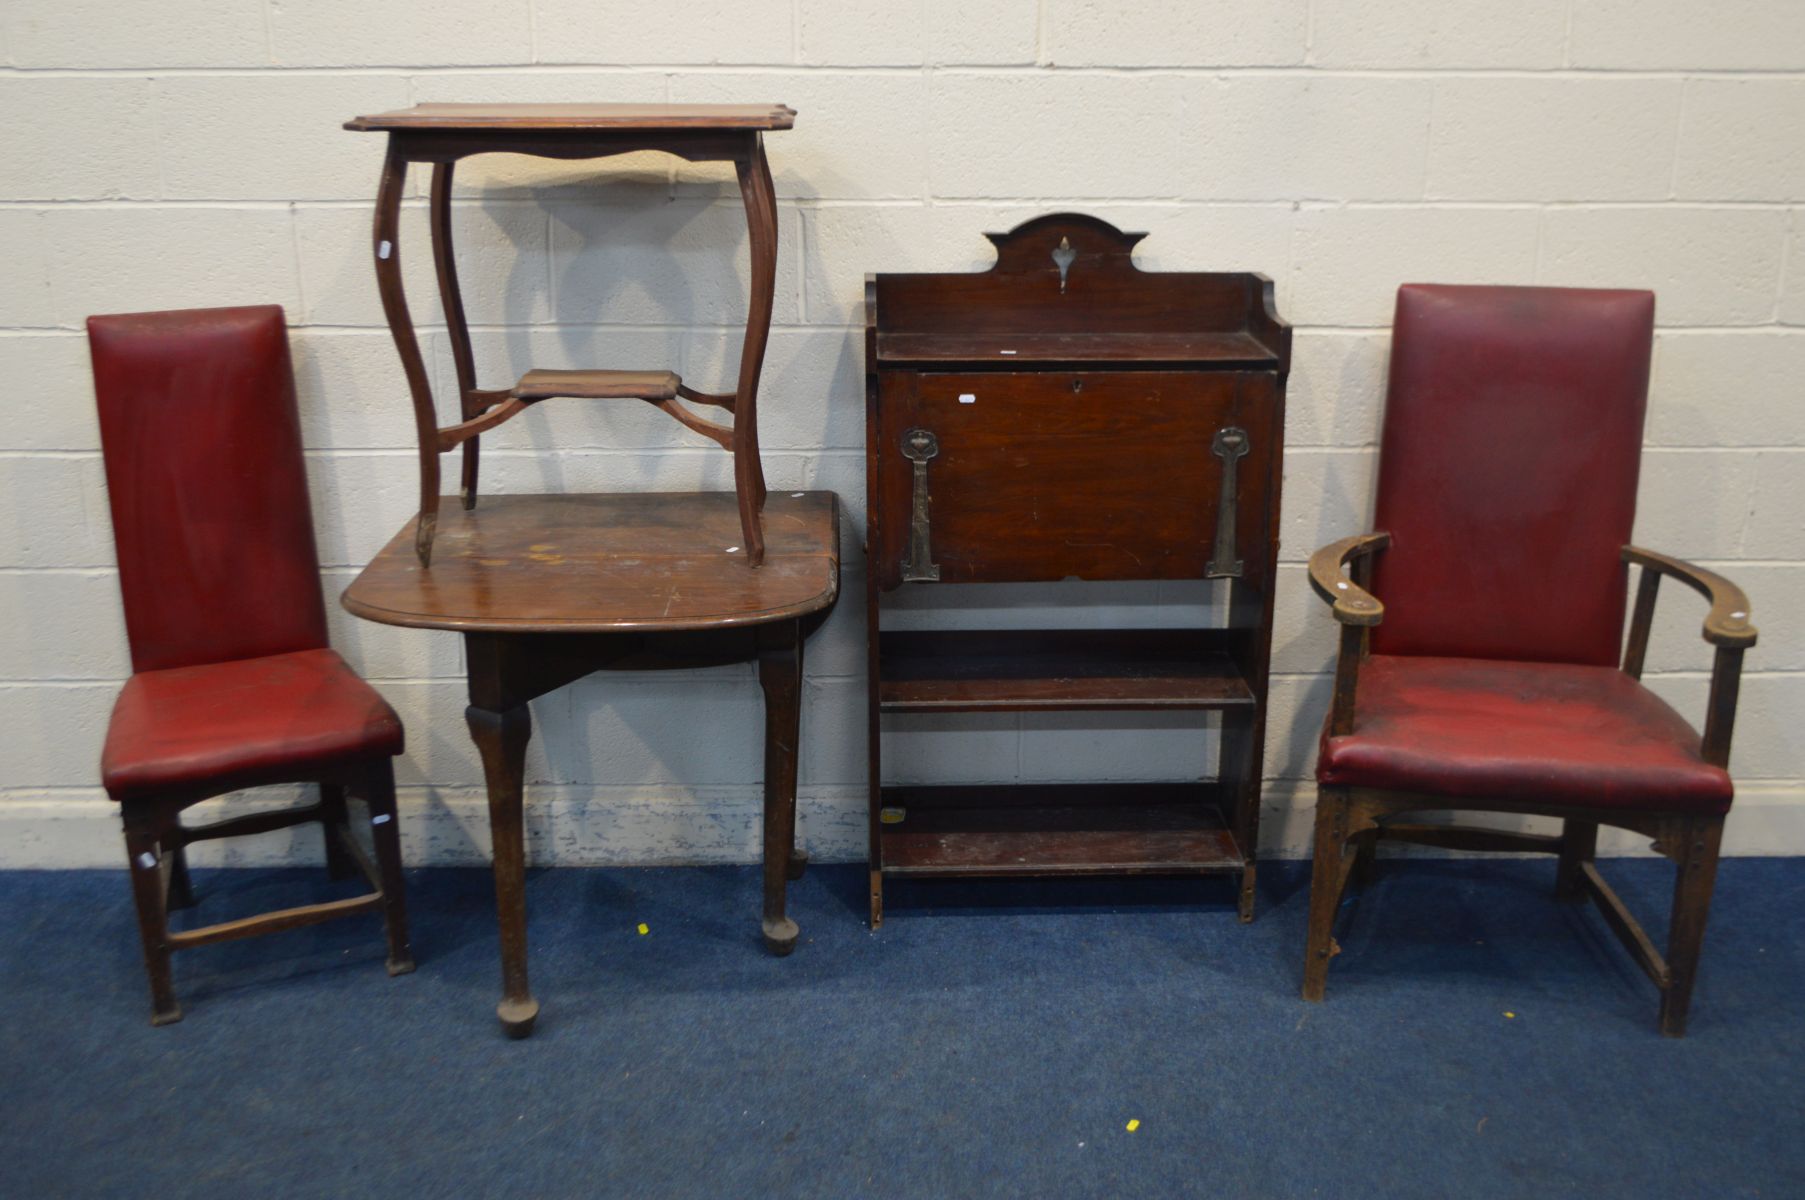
(1302, 284), (1757, 1036)
(89, 305), (413, 1025)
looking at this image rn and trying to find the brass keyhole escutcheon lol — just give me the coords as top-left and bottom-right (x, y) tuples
(1071, 378), (1084, 393)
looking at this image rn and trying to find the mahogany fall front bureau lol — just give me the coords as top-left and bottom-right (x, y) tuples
(863, 213), (1291, 926)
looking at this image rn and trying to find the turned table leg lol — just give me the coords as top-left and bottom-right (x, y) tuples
(466, 702), (538, 1037)
(757, 621), (803, 955)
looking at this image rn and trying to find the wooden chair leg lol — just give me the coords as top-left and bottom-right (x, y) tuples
(123, 814), (181, 1026)
(165, 838), (196, 911)
(757, 622), (803, 956)
(1556, 818), (1597, 901)
(1660, 815), (1724, 1037)
(362, 761), (415, 978)
(320, 782), (356, 880)
(1351, 827), (1379, 888)
(1302, 790), (1353, 1002)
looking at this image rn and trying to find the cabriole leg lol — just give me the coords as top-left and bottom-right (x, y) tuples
(371, 142), (442, 567)
(430, 160), (483, 512)
(730, 134), (778, 566)
(467, 702), (538, 1036)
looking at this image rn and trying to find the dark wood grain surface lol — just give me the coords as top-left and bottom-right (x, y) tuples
(511, 368), (681, 401)
(878, 629), (1256, 712)
(342, 492), (839, 633)
(871, 369), (1276, 590)
(862, 213), (1289, 918)
(879, 784), (1241, 875)
(874, 330), (1279, 368)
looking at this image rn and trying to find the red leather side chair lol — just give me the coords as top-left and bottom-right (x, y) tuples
(1302, 284), (1757, 1036)
(89, 305), (414, 1025)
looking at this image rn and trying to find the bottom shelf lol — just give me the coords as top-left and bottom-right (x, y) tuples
(878, 783), (1244, 877)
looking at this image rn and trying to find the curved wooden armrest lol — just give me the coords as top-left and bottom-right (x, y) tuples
(1622, 546), (1755, 768)
(1311, 532), (1390, 737)
(1621, 546), (1757, 648)
(1307, 533), (1391, 627)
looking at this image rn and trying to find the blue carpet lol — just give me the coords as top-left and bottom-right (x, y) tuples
(2, 858), (1802, 1198)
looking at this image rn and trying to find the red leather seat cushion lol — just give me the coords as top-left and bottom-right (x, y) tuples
(1317, 655), (1731, 814)
(102, 649), (403, 801)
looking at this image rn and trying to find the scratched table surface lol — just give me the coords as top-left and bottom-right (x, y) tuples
(342, 492), (841, 633)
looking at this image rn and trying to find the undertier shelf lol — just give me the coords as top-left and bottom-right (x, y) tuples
(878, 629), (1256, 713)
(511, 368), (681, 401)
(878, 783), (1244, 877)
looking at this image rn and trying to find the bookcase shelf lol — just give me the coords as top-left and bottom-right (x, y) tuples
(863, 213), (1289, 928)
(878, 784), (1243, 877)
(878, 629), (1256, 713)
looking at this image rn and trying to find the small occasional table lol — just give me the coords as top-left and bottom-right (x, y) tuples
(343, 102), (795, 568)
(343, 491), (839, 1037)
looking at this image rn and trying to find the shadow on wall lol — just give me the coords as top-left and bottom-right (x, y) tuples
(291, 144), (1413, 854)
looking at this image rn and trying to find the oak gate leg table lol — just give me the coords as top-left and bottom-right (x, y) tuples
(341, 105), (838, 1038)
(342, 493), (838, 1037)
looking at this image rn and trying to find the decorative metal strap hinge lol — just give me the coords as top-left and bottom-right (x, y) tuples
(900, 427), (941, 582)
(1207, 426), (1249, 578)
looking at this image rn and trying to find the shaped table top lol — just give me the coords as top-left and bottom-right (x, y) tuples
(342, 491), (839, 634)
(344, 103), (797, 133)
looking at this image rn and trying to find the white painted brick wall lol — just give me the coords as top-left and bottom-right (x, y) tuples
(1, 2), (1801, 868)
(1309, 0), (1568, 69)
(1569, 0), (1805, 71)
(1783, 213), (1805, 323)
(1041, 0), (1307, 68)
(1424, 79), (1682, 201)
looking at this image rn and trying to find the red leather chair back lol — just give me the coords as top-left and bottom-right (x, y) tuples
(1368, 284), (1655, 667)
(89, 306), (329, 674)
